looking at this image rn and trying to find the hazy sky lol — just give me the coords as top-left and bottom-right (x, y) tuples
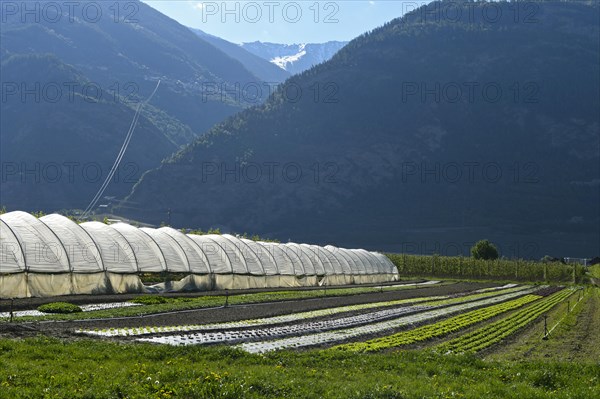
(142, 1), (426, 44)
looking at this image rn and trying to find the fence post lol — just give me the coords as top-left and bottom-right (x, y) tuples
(224, 289), (229, 308)
(543, 314), (548, 340)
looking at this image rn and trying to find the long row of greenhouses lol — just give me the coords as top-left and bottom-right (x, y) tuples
(0, 212), (398, 298)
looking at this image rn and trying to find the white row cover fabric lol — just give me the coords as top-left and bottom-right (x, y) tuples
(0, 212), (398, 297)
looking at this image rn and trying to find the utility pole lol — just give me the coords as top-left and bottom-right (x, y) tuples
(167, 208), (172, 226)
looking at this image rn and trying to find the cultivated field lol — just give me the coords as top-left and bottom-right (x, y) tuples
(1, 279), (598, 398)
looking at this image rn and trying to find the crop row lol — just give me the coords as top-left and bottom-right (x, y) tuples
(78, 284), (527, 337)
(0, 302), (140, 319)
(435, 288), (574, 353)
(332, 294), (542, 352)
(78, 297), (438, 337)
(137, 287), (529, 345)
(422, 285), (528, 307)
(237, 287), (540, 353)
(138, 303), (437, 346)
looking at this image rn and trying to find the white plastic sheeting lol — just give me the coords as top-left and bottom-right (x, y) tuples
(140, 228), (189, 273)
(0, 211), (398, 298)
(80, 221), (138, 273)
(40, 215), (103, 273)
(1, 212), (69, 273)
(0, 220), (24, 274)
(158, 227), (211, 274)
(187, 235), (232, 274)
(111, 223), (166, 273)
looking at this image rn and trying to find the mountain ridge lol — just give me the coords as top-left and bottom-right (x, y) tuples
(124, 1), (600, 257)
(190, 28), (290, 83)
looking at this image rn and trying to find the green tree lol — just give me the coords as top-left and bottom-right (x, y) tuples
(471, 240), (499, 260)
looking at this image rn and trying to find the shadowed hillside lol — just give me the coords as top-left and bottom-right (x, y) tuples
(130, 1), (596, 256)
(0, 0), (272, 210)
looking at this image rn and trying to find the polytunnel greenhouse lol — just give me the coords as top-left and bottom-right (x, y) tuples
(0, 211), (398, 298)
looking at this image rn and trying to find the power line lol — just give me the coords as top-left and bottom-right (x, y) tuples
(82, 80), (161, 219)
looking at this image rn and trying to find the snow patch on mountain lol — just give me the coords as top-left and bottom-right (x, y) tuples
(241, 41), (348, 75)
(271, 44), (307, 70)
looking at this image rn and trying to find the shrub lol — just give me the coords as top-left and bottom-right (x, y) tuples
(130, 295), (169, 305)
(470, 240), (499, 260)
(37, 302), (82, 314)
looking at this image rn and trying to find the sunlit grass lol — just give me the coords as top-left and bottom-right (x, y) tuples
(0, 337), (597, 398)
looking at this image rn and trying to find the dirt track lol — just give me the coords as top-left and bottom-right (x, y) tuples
(1, 282), (497, 339)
